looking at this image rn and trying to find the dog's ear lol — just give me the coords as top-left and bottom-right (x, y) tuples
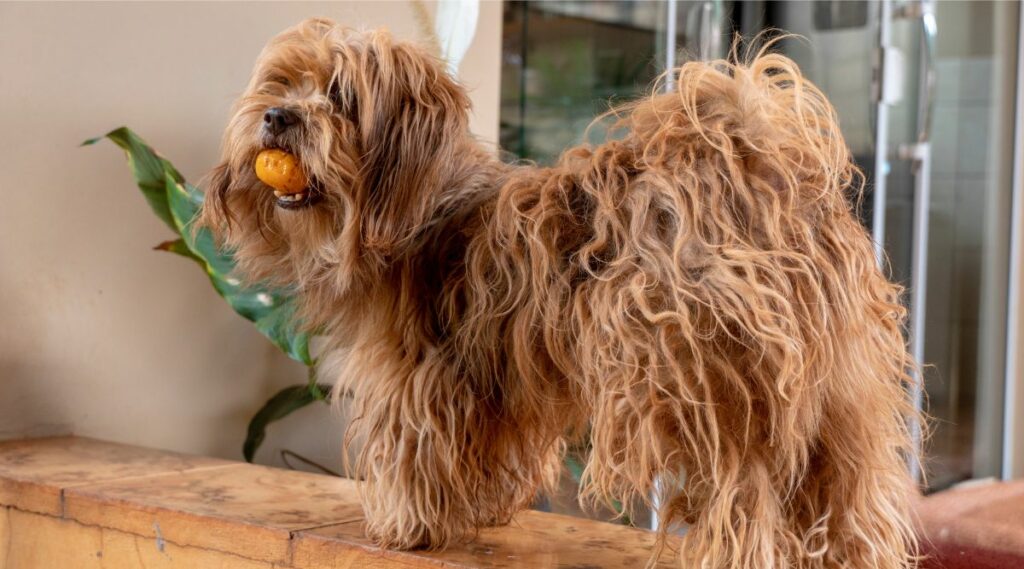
(354, 36), (471, 255)
(198, 161), (234, 233)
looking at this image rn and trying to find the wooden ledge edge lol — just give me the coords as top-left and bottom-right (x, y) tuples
(0, 436), (673, 568)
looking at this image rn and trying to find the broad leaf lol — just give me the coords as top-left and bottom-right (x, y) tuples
(243, 383), (332, 462)
(255, 301), (313, 365)
(82, 127), (183, 231)
(153, 238), (206, 271)
(88, 127), (313, 365)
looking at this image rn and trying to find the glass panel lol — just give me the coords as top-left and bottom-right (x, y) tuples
(501, 0), (718, 165)
(733, 0), (1019, 491)
(922, 0), (1019, 487)
(501, 1), (664, 165)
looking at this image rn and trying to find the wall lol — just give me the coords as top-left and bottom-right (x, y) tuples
(0, 1), (502, 470)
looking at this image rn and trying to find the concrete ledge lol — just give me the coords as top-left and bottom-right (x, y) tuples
(0, 436), (674, 568)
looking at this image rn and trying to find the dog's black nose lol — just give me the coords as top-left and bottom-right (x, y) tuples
(263, 107), (299, 135)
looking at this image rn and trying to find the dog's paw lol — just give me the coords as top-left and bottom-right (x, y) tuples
(364, 518), (441, 551)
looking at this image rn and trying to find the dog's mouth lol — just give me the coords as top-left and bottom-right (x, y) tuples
(256, 145), (322, 210)
(273, 186), (320, 210)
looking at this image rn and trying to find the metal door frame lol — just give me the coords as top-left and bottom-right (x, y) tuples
(1002, 2), (1024, 480)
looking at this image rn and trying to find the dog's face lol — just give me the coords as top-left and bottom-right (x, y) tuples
(201, 19), (470, 299)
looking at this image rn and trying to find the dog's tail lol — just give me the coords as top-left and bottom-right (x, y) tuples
(575, 49), (921, 567)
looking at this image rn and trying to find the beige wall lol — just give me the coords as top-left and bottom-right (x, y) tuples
(0, 1), (502, 469)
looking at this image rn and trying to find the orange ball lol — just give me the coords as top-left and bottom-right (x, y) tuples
(254, 149), (307, 194)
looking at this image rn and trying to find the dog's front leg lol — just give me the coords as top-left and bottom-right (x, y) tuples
(349, 351), (563, 550)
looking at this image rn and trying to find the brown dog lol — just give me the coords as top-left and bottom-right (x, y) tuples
(201, 18), (920, 568)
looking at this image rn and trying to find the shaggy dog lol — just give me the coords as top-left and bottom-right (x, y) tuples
(201, 18), (920, 569)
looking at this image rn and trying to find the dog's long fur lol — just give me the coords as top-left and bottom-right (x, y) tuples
(201, 19), (920, 568)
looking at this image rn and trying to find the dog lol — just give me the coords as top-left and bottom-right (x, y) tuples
(200, 18), (921, 568)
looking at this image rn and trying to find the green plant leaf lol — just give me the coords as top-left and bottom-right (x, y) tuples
(83, 127), (183, 231)
(89, 126), (314, 366)
(255, 301), (313, 367)
(243, 383), (332, 462)
(154, 238), (203, 265)
(306, 366), (328, 401)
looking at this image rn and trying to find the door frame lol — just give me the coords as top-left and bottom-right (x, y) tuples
(1003, 1), (1024, 481)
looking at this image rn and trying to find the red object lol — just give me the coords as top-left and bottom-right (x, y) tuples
(916, 480), (1024, 569)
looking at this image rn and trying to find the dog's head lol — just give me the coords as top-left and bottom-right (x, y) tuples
(201, 19), (470, 298)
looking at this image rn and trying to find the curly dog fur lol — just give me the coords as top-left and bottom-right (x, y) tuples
(201, 18), (920, 568)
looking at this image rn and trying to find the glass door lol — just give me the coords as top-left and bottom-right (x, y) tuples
(911, 0), (1019, 488)
(737, 0), (1021, 490)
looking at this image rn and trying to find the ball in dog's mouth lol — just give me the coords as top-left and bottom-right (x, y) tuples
(254, 148), (316, 209)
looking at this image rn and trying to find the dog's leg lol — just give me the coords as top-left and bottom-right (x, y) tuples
(579, 321), (806, 567)
(576, 233), (917, 568)
(340, 346), (564, 550)
(779, 242), (919, 569)
(787, 405), (918, 569)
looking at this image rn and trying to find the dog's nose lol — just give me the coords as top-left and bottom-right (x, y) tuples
(263, 107), (299, 135)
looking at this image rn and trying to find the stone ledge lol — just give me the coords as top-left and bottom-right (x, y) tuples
(0, 436), (673, 568)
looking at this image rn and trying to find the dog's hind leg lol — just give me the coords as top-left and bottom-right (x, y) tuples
(573, 226), (916, 567)
(577, 301), (808, 567)
(776, 213), (919, 569)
